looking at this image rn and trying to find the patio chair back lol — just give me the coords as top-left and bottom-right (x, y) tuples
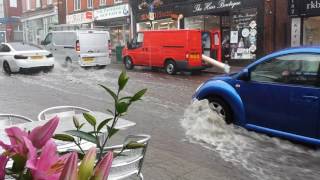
(106, 134), (151, 180)
(37, 106), (91, 121)
(0, 114), (33, 126)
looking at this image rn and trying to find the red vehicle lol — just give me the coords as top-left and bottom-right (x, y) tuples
(122, 30), (210, 75)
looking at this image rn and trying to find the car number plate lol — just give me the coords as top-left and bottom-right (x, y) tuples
(31, 56), (43, 60)
(83, 57), (94, 62)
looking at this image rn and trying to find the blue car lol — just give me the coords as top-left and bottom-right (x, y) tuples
(193, 47), (320, 145)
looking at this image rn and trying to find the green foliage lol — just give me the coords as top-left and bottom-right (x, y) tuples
(55, 70), (147, 162)
(53, 134), (75, 142)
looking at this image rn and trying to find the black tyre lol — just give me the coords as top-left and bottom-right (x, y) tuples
(165, 60), (177, 75)
(207, 97), (233, 124)
(3, 61), (12, 75)
(124, 57), (134, 70)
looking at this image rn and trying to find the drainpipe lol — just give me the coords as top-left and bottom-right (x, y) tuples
(177, 14), (183, 29)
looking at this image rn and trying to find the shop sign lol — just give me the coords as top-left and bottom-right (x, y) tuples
(288, 0), (300, 16)
(289, 0), (320, 16)
(67, 11), (93, 25)
(291, 18), (301, 47)
(94, 4), (129, 21)
(192, 0), (242, 13)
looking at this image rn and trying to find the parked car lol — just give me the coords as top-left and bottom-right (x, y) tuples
(122, 30), (211, 75)
(193, 47), (320, 145)
(41, 30), (111, 68)
(0, 42), (55, 74)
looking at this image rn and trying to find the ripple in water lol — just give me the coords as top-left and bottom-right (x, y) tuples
(181, 100), (320, 180)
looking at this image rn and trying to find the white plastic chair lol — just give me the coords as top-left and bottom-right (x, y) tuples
(105, 134), (151, 180)
(0, 114), (33, 126)
(37, 106), (91, 121)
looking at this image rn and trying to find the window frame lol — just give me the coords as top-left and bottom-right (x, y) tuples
(100, 0), (106, 6)
(249, 53), (320, 88)
(87, 0), (93, 8)
(74, 0), (81, 11)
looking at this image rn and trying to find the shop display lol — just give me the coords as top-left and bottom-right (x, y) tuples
(230, 8), (257, 60)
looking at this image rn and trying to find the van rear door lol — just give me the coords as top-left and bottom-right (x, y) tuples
(78, 31), (110, 66)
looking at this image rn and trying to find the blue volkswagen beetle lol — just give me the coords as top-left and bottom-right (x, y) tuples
(193, 47), (320, 145)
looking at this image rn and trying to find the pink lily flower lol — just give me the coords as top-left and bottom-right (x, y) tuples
(28, 116), (59, 149)
(79, 147), (96, 180)
(93, 152), (113, 180)
(59, 152), (78, 180)
(25, 138), (70, 180)
(0, 155), (9, 180)
(0, 116), (59, 157)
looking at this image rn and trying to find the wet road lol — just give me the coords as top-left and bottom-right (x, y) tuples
(0, 62), (319, 180)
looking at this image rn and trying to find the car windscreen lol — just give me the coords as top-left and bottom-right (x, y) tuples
(9, 43), (42, 51)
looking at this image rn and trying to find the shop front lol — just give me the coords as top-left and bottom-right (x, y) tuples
(131, 0), (263, 63)
(289, 0), (320, 46)
(94, 3), (130, 51)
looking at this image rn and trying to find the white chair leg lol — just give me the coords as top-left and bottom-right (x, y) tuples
(139, 173), (144, 180)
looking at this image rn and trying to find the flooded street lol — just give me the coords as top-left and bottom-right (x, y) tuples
(0, 62), (319, 180)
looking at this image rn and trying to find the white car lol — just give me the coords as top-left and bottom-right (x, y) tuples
(0, 42), (55, 74)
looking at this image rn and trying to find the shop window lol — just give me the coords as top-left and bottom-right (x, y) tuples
(184, 15), (220, 30)
(230, 8), (258, 60)
(88, 0), (93, 8)
(303, 17), (320, 46)
(74, 0), (81, 11)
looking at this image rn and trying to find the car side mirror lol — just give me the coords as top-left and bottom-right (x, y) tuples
(41, 40), (45, 45)
(238, 69), (250, 81)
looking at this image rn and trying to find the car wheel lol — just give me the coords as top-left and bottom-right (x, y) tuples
(165, 60), (177, 75)
(124, 57), (134, 70)
(208, 97), (233, 124)
(3, 61), (12, 75)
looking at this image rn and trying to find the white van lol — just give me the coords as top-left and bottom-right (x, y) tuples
(41, 30), (111, 67)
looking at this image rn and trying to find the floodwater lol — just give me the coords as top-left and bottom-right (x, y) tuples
(181, 100), (320, 180)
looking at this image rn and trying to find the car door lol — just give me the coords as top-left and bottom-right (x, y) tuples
(130, 33), (149, 65)
(235, 53), (320, 139)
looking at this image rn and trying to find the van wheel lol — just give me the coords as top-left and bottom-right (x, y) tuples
(124, 57), (134, 70)
(165, 60), (177, 75)
(3, 61), (12, 75)
(207, 97), (233, 124)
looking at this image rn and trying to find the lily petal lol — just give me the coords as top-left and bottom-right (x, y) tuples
(0, 155), (8, 180)
(29, 116), (59, 149)
(59, 152), (78, 180)
(79, 147), (96, 180)
(93, 152), (113, 180)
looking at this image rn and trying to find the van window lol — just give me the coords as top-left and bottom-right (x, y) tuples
(137, 33), (144, 43)
(44, 33), (52, 45)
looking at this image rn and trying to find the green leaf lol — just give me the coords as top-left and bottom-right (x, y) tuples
(118, 71), (129, 91)
(97, 118), (113, 132)
(119, 96), (132, 101)
(125, 141), (146, 149)
(107, 126), (119, 139)
(116, 102), (129, 114)
(53, 134), (75, 142)
(79, 123), (85, 129)
(131, 89), (147, 102)
(83, 112), (96, 127)
(73, 116), (80, 129)
(106, 109), (114, 115)
(66, 130), (97, 144)
(11, 154), (26, 173)
(99, 84), (117, 101)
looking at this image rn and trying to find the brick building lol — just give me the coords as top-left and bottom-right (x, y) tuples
(0, 0), (22, 42)
(21, 0), (59, 44)
(66, 0), (131, 50)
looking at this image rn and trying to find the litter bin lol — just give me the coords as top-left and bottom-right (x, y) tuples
(116, 46), (124, 63)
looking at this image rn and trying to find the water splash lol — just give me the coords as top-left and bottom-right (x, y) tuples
(181, 100), (320, 180)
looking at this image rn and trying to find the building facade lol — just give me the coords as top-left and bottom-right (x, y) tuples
(130, 0), (290, 64)
(66, 0), (130, 50)
(21, 0), (59, 45)
(289, 0), (320, 47)
(0, 0), (22, 42)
